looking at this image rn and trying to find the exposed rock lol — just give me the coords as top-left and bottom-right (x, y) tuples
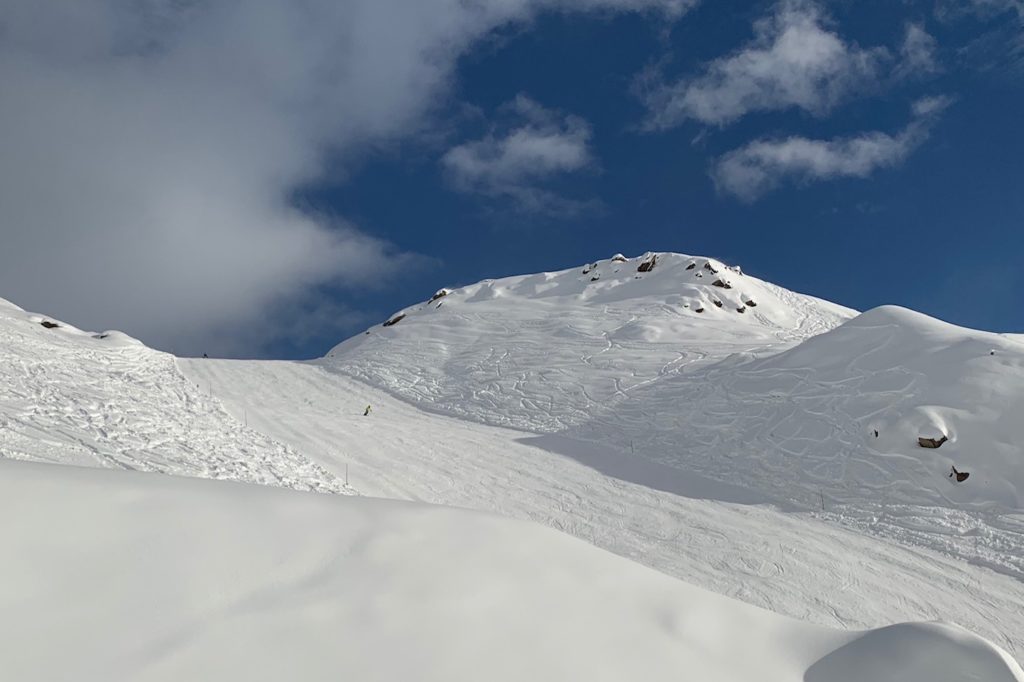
(703, 262), (718, 274)
(610, 253), (627, 263)
(382, 313), (406, 328)
(728, 264), (743, 274)
(713, 299), (723, 308)
(92, 333), (109, 340)
(428, 288), (450, 304)
(711, 279), (732, 289)
(695, 271), (703, 278)
(591, 276), (600, 282)
(949, 466), (970, 482)
(637, 254), (658, 273)
(695, 307), (705, 313)
(744, 299), (757, 307)
(40, 321), (60, 329)
(736, 306), (746, 314)
(686, 262), (697, 270)
(918, 435), (948, 449)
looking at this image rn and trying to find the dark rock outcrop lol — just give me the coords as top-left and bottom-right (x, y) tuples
(428, 289), (450, 304)
(949, 466), (970, 482)
(918, 435), (948, 449)
(637, 254), (658, 273)
(40, 320), (60, 329)
(382, 313), (406, 327)
(686, 262), (697, 270)
(711, 279), (732, 289)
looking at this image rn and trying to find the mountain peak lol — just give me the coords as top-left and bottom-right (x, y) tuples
(327, 251), (855, 432)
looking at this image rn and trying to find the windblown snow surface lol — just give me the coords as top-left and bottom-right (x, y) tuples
(4, 460), (1021, 681)
(3, 250), (1024, 678)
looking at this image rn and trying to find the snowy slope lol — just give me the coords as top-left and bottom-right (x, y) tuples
(328, 252), (855, 431)
(576, 305), (1024, 510)
(181, 357), (1024, 660)
(3, 458), (1021, 682)
(0, 297), (343, 492)
(4, 253), (1024, 672)
(325, 252), (1024, 513)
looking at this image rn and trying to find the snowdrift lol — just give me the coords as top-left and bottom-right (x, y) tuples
(1, 458), (1020, 682)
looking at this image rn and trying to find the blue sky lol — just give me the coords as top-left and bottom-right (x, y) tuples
(1, 1), (1022, 357)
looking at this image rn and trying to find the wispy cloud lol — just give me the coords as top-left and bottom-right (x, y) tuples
(896, 23), (942, 78)
(936, 0), (1024, 77)
(441, 95), (597, 215)
(936, 0), (1023, 21)
(711, 96), (952, 201)
(0, 0), (691, 355)
(640, 0), (940, 129)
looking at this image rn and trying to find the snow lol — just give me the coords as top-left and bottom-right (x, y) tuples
(2, 458), (1021, 682)
(3, 250), (1024, 677)
(327, 252), (855, 432)
(0, 296), (344, 493)
(181, 356), (1024, 660)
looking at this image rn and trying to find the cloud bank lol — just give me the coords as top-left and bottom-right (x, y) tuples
(0, 0), (691, 355)
(711, 96), (952, 202)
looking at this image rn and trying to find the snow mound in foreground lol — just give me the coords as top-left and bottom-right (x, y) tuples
(327, 252), (854, 432)
(805, 621), (1022, 682)
(1, 459), (1019, 682)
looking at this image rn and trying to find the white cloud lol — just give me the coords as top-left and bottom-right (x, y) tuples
(711, 96), (951, 201)
(641, 0), (891, 128)
(441, 96), (596, 214)
(896, 23), (941, 78)
(0, 0), (692, 356)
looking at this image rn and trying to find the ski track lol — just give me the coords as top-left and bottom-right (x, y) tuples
(182, 357), (1024, 660)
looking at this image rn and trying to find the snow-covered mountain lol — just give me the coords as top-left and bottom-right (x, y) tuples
(328, 251), (855, 432)
(326, 251), (1024, 512)
(3, 250), (1024, 677)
